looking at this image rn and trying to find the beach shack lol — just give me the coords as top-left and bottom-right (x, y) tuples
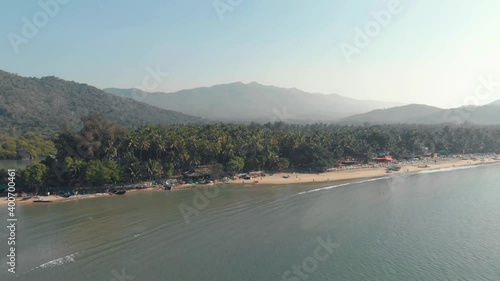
(400, 154), (416, 161)
(375, 155), (393, 163)
(182, 172), (210, 183)
(338, 156), (359, 166)
(424, 152), (439, 158)
(373, 151), (393, 163)
(182, 165), (213, 183)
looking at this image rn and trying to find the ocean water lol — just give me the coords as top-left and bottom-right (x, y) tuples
(1, 164), (500, 281)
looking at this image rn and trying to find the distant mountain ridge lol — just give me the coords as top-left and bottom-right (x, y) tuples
(104, 82), (403, 122)
(339, 103), (500, 125)
(0, 70), (202, 132)
(4, 68), (498, 131)
(338, 104), (443, 124)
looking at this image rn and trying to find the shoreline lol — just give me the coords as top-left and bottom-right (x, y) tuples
(230, 158), (500, 186)
(2, 158), (499, 206)
(0, 187), (162, 206)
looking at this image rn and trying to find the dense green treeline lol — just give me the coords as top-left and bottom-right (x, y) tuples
(0, 131), (56, 159)
(6, 113), (500, 191)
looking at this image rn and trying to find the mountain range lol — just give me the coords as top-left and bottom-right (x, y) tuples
(2, 68), (500, 133)
(339, 103), (500, 125)
(105, 84), (500, 125)
(0, 70), (201, 132)
(104, 83), (403, 123)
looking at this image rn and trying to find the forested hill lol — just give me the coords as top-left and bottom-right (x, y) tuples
(104, 83), (403, 122)
(338, 104), (443, 124)
(339, 103), (500, 125)
(0, 70), (202, 133)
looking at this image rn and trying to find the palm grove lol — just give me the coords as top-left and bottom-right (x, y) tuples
(3, 113), (500, 191)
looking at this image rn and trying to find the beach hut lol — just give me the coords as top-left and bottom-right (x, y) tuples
(375, 155), (393, 163)
(338, 156), (359, 166)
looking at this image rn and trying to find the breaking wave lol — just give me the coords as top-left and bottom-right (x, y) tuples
(295, 177), (390, 196)
(31, 253), (78, 270)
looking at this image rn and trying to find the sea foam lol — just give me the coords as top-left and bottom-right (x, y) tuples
(31, 253), (78, 270)
(295, 177), (390, 196)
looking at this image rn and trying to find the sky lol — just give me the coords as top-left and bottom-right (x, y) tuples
(1, 0), (500, 108)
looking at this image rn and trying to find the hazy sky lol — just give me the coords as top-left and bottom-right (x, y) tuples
(2, 0), (500, 108)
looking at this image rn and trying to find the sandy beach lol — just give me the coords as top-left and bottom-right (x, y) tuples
(2, 157), (499, 206)
(0, 187), (160, 206)
(232, 158), (500, 185)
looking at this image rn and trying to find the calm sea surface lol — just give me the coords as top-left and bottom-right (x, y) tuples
(1, 164), (500, 281)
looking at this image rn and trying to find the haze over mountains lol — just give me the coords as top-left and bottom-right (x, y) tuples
(0, 70), (201, 132)
(339, 103), (500, 125)
(104, 83), (403, 123)
(105, 83), (500, 125)
(2, 69), (500, 133)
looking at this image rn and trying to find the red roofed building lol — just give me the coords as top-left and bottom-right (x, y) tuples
(375, 155), (393, 163)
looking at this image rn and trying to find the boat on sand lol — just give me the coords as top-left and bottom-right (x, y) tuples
(108, 189), (127, 195)
(33, 196), (52, 203)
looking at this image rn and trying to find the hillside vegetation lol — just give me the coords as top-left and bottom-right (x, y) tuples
(0, 131), (56, 159)
(340, 103), (500, 125)
(0, 70), (202, 133)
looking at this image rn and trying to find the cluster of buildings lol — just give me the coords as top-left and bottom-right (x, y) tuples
(338, 150), (449, 166)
